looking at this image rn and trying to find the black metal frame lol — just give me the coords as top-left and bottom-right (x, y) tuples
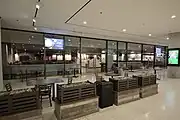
(1, 28), (168, 79)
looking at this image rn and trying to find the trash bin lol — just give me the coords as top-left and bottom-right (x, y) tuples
(96, 81), (113, 108)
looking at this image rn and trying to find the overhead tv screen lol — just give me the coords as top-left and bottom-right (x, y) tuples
(45, 37), (64, 50)
(168, 49), (179, 65)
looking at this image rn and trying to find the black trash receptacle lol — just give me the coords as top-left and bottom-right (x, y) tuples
(96, 81), (113, 108)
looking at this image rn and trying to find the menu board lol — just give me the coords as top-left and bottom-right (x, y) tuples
(168, 49), (179, 65)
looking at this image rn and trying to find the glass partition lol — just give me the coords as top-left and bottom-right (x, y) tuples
(81, 38), (106, 74)
(142, 45), (155, 68)
(44, 34), (64, 77)
(1, 30), (44, 80)
(107, 41), (117, 72)
(118, 42), (126, 69)
(64, 36), (80, 76)
(1, 29), (167, 80)
(127, 43), (142, 70)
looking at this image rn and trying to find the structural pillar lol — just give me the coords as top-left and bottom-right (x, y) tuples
(0, 18), (3, 90)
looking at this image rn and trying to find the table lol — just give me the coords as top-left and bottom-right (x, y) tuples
(105, 72), (122, 78)
(36, 78), (64, 101)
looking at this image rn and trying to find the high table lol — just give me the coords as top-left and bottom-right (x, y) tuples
(36, 78), (64, 101)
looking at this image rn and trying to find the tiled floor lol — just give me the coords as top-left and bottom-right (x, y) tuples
(6, 70), (178, 120)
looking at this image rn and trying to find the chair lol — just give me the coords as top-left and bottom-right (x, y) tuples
(5, 83), (12, 92)
(39, 84), (52, 107)
(67, 76), (73, 84)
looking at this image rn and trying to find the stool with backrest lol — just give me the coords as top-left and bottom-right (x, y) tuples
(39, 84), (52, 107)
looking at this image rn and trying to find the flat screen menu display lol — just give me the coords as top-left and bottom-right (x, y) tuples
(168, 50), (179, 65)
(45, 37), (64, 50)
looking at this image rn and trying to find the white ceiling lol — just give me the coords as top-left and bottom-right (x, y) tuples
(0, 0), (179, 45)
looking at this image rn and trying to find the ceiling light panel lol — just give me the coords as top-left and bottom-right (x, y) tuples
(33, 19), (36, 22)
(171, 15), (176, 19)
(122, 29), (127, 32)
(83, 21), (87, 24)
(36, 4), (40, 9)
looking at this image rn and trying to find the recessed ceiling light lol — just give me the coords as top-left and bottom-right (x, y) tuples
(166, 37), (170, 40)
(36, 4), (40, 9)
(149, 34), (152, 36)
(33, 19), (36, 23)
(83, 21), (87, 24)
(34, 27), (37, 31)
(171, 15), (176, 19)
(122, 29), (127, 32)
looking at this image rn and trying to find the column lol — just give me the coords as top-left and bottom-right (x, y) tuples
(0, 18), (3, 90)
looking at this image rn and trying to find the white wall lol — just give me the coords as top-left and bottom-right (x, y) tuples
(0, 18), (3, 90)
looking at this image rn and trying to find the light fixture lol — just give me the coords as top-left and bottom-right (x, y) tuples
(32, 36), (34, 38)
(34, 27), (37, 31)
(122, 29), (126, 32)
(149, 34), (152, 36)
(33, 19), (36, 23)
(171, 15), (176, 19)
(68, 39), (71, 41)
(166, 37), (170, 40)
(83, 21), (87, 24)
(36, 4), (40, 9)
